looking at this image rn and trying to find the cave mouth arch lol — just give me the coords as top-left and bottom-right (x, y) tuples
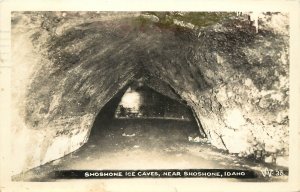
(87, 80), (206, 149)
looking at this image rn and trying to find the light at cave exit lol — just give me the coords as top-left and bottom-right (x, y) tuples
(119, 87), (141, 112)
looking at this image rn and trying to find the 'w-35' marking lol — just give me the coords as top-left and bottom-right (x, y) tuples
(261, 168), (286, 177)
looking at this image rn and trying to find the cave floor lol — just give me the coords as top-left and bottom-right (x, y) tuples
(13, 119), (288, 182)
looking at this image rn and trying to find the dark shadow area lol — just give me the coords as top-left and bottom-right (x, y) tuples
(88, 82), (203, 144)
(88, 84), (129, 138)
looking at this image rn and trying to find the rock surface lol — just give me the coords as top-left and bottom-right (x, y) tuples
(11, 12), (289, 174)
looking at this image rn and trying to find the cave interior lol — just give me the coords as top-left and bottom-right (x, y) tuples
(11, 12), (289, 180)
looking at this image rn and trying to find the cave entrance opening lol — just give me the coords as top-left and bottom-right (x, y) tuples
(87, 81), (205, 150)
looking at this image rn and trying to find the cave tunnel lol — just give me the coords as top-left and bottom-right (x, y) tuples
(11, 12), (289, 181)
(88, 80), (205, 148)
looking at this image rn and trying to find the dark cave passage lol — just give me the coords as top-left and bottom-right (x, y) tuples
(88, 82), (203, 144)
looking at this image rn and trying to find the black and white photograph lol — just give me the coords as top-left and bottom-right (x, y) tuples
(0, 1), (300, 192)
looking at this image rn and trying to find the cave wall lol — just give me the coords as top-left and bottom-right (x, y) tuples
(11, 12), (289, 174)
(145, 13), (289, 159)
(11, 12), (139, 174)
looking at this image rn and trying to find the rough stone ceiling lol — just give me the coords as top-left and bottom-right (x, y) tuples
(21, 12), (243, 118)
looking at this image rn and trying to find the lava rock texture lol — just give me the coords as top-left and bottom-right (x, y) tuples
(11, 12), (289, 174)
